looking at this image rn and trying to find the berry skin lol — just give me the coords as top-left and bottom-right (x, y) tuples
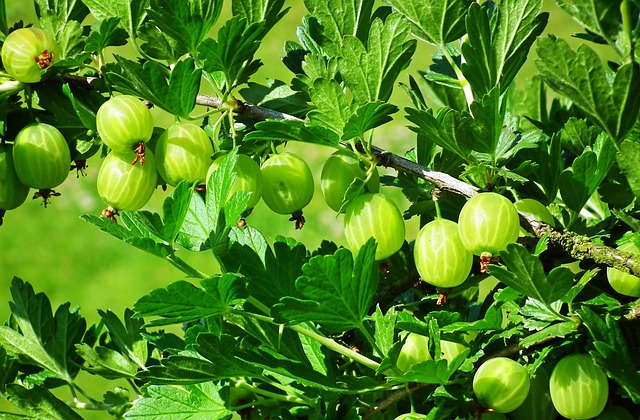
(472, 357), (530, 413)
(549, 353), (609, 419)
(96, 95), (154, 154)
(320, 150), (379, 212)
(414, 218), (473, 288)
(97, 150), (158, 212)
(260, 152), (314, 215)
(458, 192), (520, 256)
(344, 193), (405, 261)
(1, 27), (59, 83)
(0, 143), (29, 210)
(606, 241), (640, 297)
(154, 122), (213, 186)
(12, 123), (70, 190)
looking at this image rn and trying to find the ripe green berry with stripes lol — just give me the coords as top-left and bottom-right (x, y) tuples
(606, 241), (640, 297)
(207, 153), (263, 210)
(396, 333), (431, 372)
(154, 122), (214, 187)
(320, 149), (379, 212)
(549, 354), (609, 419)
(344, 193), (405, 261)
(260, 152), (314, 228)
(458, 192), (520, 257)
(1, 27), (58, 83)
(96, 95), (154, 161)
(414, 218), (473, 288)
(472, 357), (530, 413)
(97, 150), (158, 216)
(0, 143), (30, 224)
(12, 123), (70, 204)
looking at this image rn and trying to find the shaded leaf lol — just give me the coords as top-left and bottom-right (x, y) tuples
(244, 119), (340, 147)
(4, 384), (83, 420)
(84, 17), (128, 53)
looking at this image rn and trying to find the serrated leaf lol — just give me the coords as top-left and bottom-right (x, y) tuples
(34, 0), (89, 58)
(617, 139), (640, 201)
(405, 107), (474, 162)
(371, 306), (397, 358)
(0, 278), (85, 384)
(342, 102), (398, 141)
(4, 384), (83, 420)
(98, 309), (148, 369)
(555, 0), (622, 43)
(244, 119), (340, 147)
(160, 182), (194, 243)
(232, 0), (289, 30)
(198, 18), (263, 93)
(307, 78), (355, 136)
(488, 244), (574, 307)
(81, 0), (147, 37)
(302, 0), (375, 55)
(75, 344), (139, 379)
(273, 239), (379, 332)
(579, 308), (640, 403)
(84, 17), (128, 53)
(519, 321), (579, 348)
(559, 134), (616, 212)
(104, 56), (201, 118)
(462, 0), (548, 97)
(240, 347), (340, 391)
(133, 275), (247, 327)
(125, 382), (231, 419)
(220, 232), (308, 308)
(60, 83), (106, 134)
(387, 359), (451, 384)
(536, 36), (640, 142)
(81, 213), (173, 259)
(146, 0), (223, 57)
(383, 0), (472, 45)
(238, 80), (312, 117)
(338, 14), (416, 104)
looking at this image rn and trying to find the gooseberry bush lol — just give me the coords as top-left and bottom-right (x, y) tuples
(1, 0), (640, 419)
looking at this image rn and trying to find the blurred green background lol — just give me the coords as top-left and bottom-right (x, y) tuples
(0, 0), (589, 418)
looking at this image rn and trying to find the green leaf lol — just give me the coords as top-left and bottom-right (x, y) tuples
(134, 275), (247, 327)
(371, 306), (397, 358)
(462, 0), (548, 96)
(125, 382), (231, 419)
(405, 107), (473, 162)
(84, 17), (128, 53)
(559, 134), (616, 212)
(383, 0), (472, 45)
(232, 0), (289, 31)
(238, 80), (312, 117)
(307, 78), (355, 136)
(388, 359), (452, 384)
(244, 119), (340, 147)
(75, 343), (139, 379)
(555, 0), (622, 43)
(177, 149), (248, 252)
(519, 321), (579, 348)
(81, 212), (173, 259)
(81, 0), (147, 37)
(0, 278), (86, 384)
(98, 309), (148, 369)
(579, 308), (640, 403)
(342, 103), (398, 142)
(4, 384), (83, 420)
(302, 0), (375, 55)
(338, 14), (416, 104)
(616, 139), (640, 201)
(146, 0), (223, 56)
(104, 56), (201, 118)
(198, 18), (264, 93)
(221, 233), (308, 308)
(488, 244), (574, 307)
(536, 36), (640, 142)
(0, 0), (7, 35)
(33, 0), (89, 56)
(273, 238), (379, 332)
